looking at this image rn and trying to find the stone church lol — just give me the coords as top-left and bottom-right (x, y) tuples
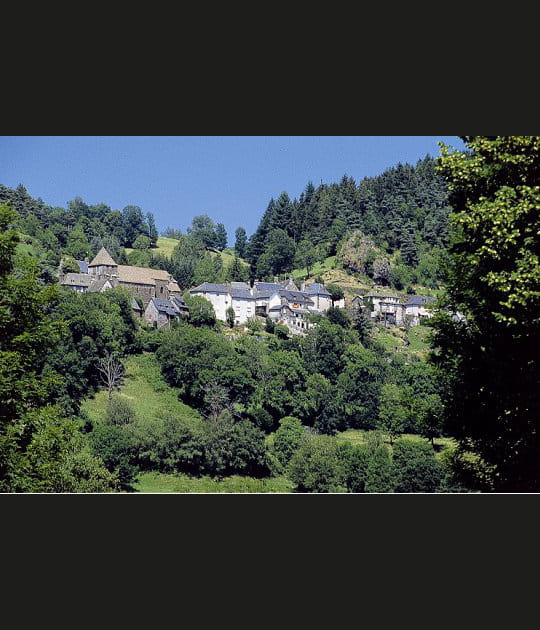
(59, 247), (182, 308)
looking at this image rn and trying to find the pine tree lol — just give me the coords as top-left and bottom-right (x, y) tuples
(234, 227), (247, 258)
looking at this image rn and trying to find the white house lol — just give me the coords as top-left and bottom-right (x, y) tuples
(404, 295), (436, 325)
(190, 278), (339, 329)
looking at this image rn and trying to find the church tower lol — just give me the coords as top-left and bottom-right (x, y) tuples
(88, 247), (118, 278)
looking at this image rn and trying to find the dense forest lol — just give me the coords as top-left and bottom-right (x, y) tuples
(1, 137), (539, 492)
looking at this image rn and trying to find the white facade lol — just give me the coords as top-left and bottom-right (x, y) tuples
(190, 280), (338, 327)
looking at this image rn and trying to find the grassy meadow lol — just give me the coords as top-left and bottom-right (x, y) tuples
(134, 472), (293, 493)
(81, 352), (202, 432)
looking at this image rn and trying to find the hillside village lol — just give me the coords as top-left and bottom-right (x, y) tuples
(59, 246), (438, 333)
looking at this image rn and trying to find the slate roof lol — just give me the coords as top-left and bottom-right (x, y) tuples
(88, 278), (112, 293)
(230, 282), (250, 290)
(190, 282), (228, 294)
(77, 260), (89, 273)
(131, 298), (142, 311)
(405, 295), (436, 307)
(280, 290), (315, 305)
(284, 279), (299, 291)
(167, 281), (181, 293)
(171, 297), (189, 311)
(230, 287), (256, 300)
(150, 298), (179, 316)
(89, 247), (117, 267)
(304, 283), (331, 297)
(61, 273), (93, 287)
(117, 265), (170, 286)
(253, 282), (282, 296)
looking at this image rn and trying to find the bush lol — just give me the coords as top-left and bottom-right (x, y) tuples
(274, 324), (289, 339)
(249, 406), (275, 433)
(104, 396), (137, 426)
(198, 415), (270, 477)
(326, 306), (350, 328)
(272, 416), (306, 467)
(90, 423), (139, 490)
(392, 439), (445, 492)
(184, 296), (216, 327)
(288, 435), (347, 493)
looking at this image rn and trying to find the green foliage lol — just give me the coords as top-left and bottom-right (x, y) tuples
(272, 416), (306, 467)
(326, 305), (350, 328)
(336, 345), (386, 429)
(226, 306), (235, 328)
(61, 256), (80, 273)
(301, 319), (347, 382)
(288, 434), (347, 493)
(363, 433), (395, 492)
(184, 295), (216, 327)
(433, 136), (540, 491)
(392, 438), (445, 492)
(377, 383), (408, 444)
(234, 227), (247, 258)
(105, 396), (137, 426)
(132, 234), (151, 250)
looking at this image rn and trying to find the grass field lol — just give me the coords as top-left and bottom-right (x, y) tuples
(336, 428), (456, 460)
(81, 352), (202, 430)
(134, 471), (293, 493)
(125, 236), (179, 258)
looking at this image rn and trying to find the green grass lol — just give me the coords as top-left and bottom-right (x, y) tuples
(125, 236), (179, 258)
(336, 428), (457, 460)
(406, 325), (431, 353)
(81, 352), (202, 430)
(134, 471), (293, 493)
(291, 256), (337, 280)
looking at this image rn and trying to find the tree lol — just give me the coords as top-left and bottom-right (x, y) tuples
(351, 306), (372, 346)
(188, 215), (217, 249)
(97, 352), (124, 400)
(132, 234), (151, 250)
(225, 254), (249, 282)
(122, 205), (147, 247)
(0, 202), (116, 491)
(265, 228), (296, 275)
(364, 435), (395, 492)
(288, 434), (347, 493)
(294, 238), (317, 277)
(392, 438), (445, 492)
(146, 212), (158, 247)
(432, 136), (540, 491)
(272, 416), (306, 467)
(226, 306), (235, 328)
(214, 223), (227, 251)
(326, 283), (344, 307)
(377, 383), (408, 444)
(234, 227), (247, 258)
(326, 306), (350, 328)
(184, 296), (216, 327)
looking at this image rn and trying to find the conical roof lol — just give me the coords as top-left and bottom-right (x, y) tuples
(89, 247), (117, 267)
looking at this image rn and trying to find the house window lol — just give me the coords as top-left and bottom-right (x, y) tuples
(160, 286), (163, 294)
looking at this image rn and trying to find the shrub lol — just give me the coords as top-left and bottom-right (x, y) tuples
(392, 438), (445, 492)
(104, 396), (137, 426)
(288, 435), (346, 493)
(272, 416), (306, 467)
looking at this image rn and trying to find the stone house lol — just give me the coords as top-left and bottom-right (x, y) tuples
(59, 248), (184, 315)
(144, 296), (189, 328)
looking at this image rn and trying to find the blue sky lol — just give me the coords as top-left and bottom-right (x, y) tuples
(0, 136), (465, 240)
